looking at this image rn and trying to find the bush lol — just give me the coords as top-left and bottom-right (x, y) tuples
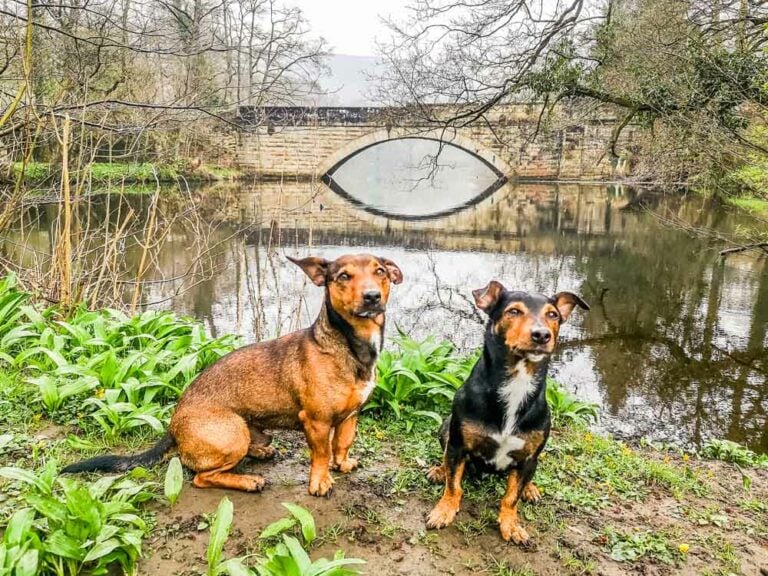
(701, 439), (768, 468)
(0, 275), (239, 439)
(367, 332), (600, 430)
(365, 332), (478, 424)
(0, 460), (155, 576)
(546, 379), (599, 427)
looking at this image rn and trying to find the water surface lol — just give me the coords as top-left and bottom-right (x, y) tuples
(5, 179), (767, 451)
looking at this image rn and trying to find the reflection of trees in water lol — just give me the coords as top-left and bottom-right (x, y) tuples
(2, 190), (235, 310)
(571, 198), (767, 449)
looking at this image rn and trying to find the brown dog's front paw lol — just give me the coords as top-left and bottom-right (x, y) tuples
(521, 482), (541, 503)
(332, 457), (358, 474)
(426, 465), (446, 484)
(245, 474), (267, 492)
(499, 518), (531, 546)
(426, 502), (458, 529)
(308, 472), (335, 497)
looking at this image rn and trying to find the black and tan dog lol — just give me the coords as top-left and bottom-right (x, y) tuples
(426, 281), (588, 544)
(63, 254), (403, 497)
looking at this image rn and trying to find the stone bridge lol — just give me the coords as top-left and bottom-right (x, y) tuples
(224, 105), (639, 181)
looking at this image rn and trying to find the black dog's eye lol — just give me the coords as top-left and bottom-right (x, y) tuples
(506, 308), (522, 317)
(375, 267), (386, 276)
(546, 310), (559, 320)
(338, 272), (351, 282)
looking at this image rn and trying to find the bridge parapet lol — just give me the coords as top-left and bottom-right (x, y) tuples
(237, 106), (387, 127)
(235, 104), (621, 128)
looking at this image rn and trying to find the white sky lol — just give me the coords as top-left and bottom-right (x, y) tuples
(288, 0), (411, 56)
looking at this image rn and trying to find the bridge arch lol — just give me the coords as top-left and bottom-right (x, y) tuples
(317, 128), (513, 220)
(317, 127), (513, 179)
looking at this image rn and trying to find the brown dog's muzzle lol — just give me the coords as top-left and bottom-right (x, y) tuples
(351, 282), (390, 318)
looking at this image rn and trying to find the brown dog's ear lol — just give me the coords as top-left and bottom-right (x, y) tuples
(288, 256), (329, 287)
(378, 257), (403, 285)
(472, 280), (506, 313)
(553, 292), (590, 322)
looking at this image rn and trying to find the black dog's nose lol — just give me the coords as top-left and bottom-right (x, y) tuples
(531, 329), (551, 344)
(363, 290), (382, 305)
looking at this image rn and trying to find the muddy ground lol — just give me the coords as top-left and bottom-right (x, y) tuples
(141, 430), (768, 576)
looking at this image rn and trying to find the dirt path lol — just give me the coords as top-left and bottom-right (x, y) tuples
(142, 431), (768, 576)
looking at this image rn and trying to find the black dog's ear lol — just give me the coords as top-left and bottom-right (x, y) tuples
(553, 292), (590, 322)
(288, 256), (328, 287)
(472, 280), (506, 313)
(378, 257), (403, 285)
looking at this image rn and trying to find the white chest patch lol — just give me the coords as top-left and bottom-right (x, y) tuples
(488, 362), (536, 470)
(489, 435), (526, 470)
(369, 330), (381, 352)
(359, 376), (377, 403)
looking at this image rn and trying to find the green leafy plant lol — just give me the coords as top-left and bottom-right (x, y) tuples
(164, 457), (184, 506)
(254, 504), (364, 576)
(0, 278), (238, 439)
(701, 439), (768, 468)
(208, 497), (235, 576)
(260, 503), (317, 544)
(206, 500), (364, 576)
(601, 527), (685, 565)
(0, 460), (155, 575)
(546, 379), (600, 427)
(0, 508), (41, 576)
(255, 537), (364, 576)
(366, 332), (478, 423)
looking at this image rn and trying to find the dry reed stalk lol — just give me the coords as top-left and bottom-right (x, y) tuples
(50, 114), (73, 309)
(130, 177), (161, 312)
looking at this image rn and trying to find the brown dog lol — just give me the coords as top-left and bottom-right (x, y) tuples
(62, 254), (403, 497)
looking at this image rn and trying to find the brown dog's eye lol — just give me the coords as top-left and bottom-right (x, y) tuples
(338, 272), (350, 282)
(506, 308), (522, 317)
(546, 310), (559, 320)
(375, 268), (386, 276)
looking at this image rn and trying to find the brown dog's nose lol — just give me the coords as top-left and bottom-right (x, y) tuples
(531, 329), (551, 344)
(363, 290), (382, 305)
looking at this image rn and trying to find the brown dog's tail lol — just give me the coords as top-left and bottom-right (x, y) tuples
(61, 433), (176, 473)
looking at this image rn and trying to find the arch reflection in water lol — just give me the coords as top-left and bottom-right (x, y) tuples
(322, 137), (507, 220)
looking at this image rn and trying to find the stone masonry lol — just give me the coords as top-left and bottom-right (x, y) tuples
(227, 104), (639, 180)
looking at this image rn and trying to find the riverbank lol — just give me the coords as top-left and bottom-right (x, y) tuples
(0, 277), (765, 575)
(8, 160), (245, 186)
(7, 161), (768, 222)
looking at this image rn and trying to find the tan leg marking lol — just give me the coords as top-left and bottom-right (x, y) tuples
(522, 482), (541, 502)
(331, 414), (359, 473)
(498, 471), (530, 544)
(426, 456), (466, 529)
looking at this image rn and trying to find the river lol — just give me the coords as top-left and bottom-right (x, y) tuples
(4, 175), (767, 452)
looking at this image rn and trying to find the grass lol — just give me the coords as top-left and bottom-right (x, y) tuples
(723, 195), (768, 214)
(600, 526), (686, 565)
(11, 161), (244, 185)
(0, 274), (764, 575)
